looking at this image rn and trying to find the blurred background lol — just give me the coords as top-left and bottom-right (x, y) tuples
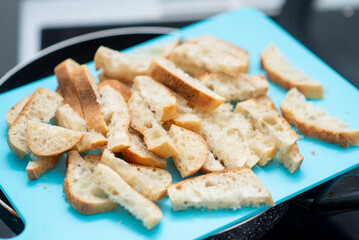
(0, 0), (359, 239)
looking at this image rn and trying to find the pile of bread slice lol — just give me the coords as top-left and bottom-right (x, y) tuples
(6, 36), (359, 230)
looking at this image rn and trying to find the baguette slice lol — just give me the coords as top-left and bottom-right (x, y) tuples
(170, 113), (202, 134)
(200, 150), (225, 173)
(169, 125), (207, 177)
(168, 42), (246, 77)
(167, 167), (274, 211)
(101, 149), (171, 201)
(280, 88), (359, 147)
(99, 85), (130, 152)
(75, 131), (107, 153)
(261, 44), (323, 99)
(54, 59), (83, 117)
(63, 151), (117, 214)
(133, 76), (178, 121)
(128, 92), (177, 158)
(150, 57), (225, 110)
(92, 163), (162, 229)
(98, 79), (132, 101)
(55, 104), (87, 132)
(72, 65), (108, 135)
(122, 128), (166, 168)
(26, 153), (61, 180)
(187, 35), (249, 72)
(27, 121), (84, 156)
(94, 46), (151, 83)
(5, 94), (31, 128)
(199, 73), (268, 101)
(7, 88), (63, 159)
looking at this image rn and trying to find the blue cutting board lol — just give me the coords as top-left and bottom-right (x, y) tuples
(1, 7), (359, 240)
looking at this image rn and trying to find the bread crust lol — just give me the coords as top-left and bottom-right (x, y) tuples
(281, 104), (359, 148)
(26, 154), (61, 180)
(54, 59), (84, 117)
(261, 55), (323, 99)
(150, 61), (225, 110)
(72, 65), (108, 135)
(5, 94), (31, 128)
(98, 79), (132, 101)
(122, 148), (166, 169)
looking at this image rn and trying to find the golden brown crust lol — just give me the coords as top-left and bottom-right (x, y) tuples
(63, 152), (117, 214)
(5, 94), (31, 128)
(261, 56), (323, 99)
(98, 79), (132, 101)
(26, 154), (61, 180)
(54, 59), (84, 117)
(170, 167), (275, 206)
(72, 65), (108, 135)
(121, 148), (166, 169)
(280, 104), (359, 148)
(150, 61), (225, 110)
(170, 118), (202, 134)
(146, 140), (178, 159)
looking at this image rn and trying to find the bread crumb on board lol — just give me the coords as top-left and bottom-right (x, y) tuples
(311, 151), (315, 155)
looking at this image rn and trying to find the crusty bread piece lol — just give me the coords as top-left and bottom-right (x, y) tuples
(200, 150), (225, 173)
(167, 167), (274, 211)
(99, 85), (130, 152)
(280, 88), (359, 147)
(94, 46), (152, 83)
(63, 151), (117, 214)
(128, 92), (177, 158)
(72, 65), (108, 135)
(133, 76), (178, 121)
(75, 131), (107, 153)
(26, 153), (60, 180)
(261, 44), (323, 99)
(101, 149), (171, 201)
(122, 128), (166, 168)
(7, 88), (63, 159)
(234, 99), (303, 173)
(98, 79), (132, 101)
(169, 124), (207, 177)
(92, 163), (162, 229)
(145, 38), (181, 57)
(199, 73), (269, 101)
(5, 94), (31, 128)
(168, 42), (246, 77)
(27, 121), (84, 156)
(256, 95), (276, 110)
(55, 104), (87, 132)
(150, 57), (225, 110)
(187, 35), (249, 72)
(54, 59), (83, 117)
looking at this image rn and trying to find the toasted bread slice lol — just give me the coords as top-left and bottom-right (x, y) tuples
(234, 99), (303, 173)
(200, 150), (225, 174)
(168, 42), (246, 77)
(280, 88), (359, 147)
(26, 153), (61, 180)
(128, 92), (177, 158)
(63, 151), (117, 214)
(133, 76), (178, 121)
(94, 46), (152, 83)
(72, 65), (108, 135)
(122, 128), (166, 168)
(261, 44), (323, 99)
(92, 163), (162, 229)
(98, 79), (132, 101)
(168, 125), (207, 177)
(101, 149), (171, 201)
(75, 131), (107, 153)
(167, 167), (274, 211)
(7, 88), (63, 159)
(187, 35), (249, 72)
(27, 121), (84, 156)
(99, 85), (130, 152)
(150, 57), (225, 110)
(199, 73), (269, 101)
(54, 59), (83, 117)
(55, 104), (87, 132)
(5, 94), (31, 128)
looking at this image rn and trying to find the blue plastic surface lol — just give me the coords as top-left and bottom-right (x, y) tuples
(1, 7), (359, 240)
